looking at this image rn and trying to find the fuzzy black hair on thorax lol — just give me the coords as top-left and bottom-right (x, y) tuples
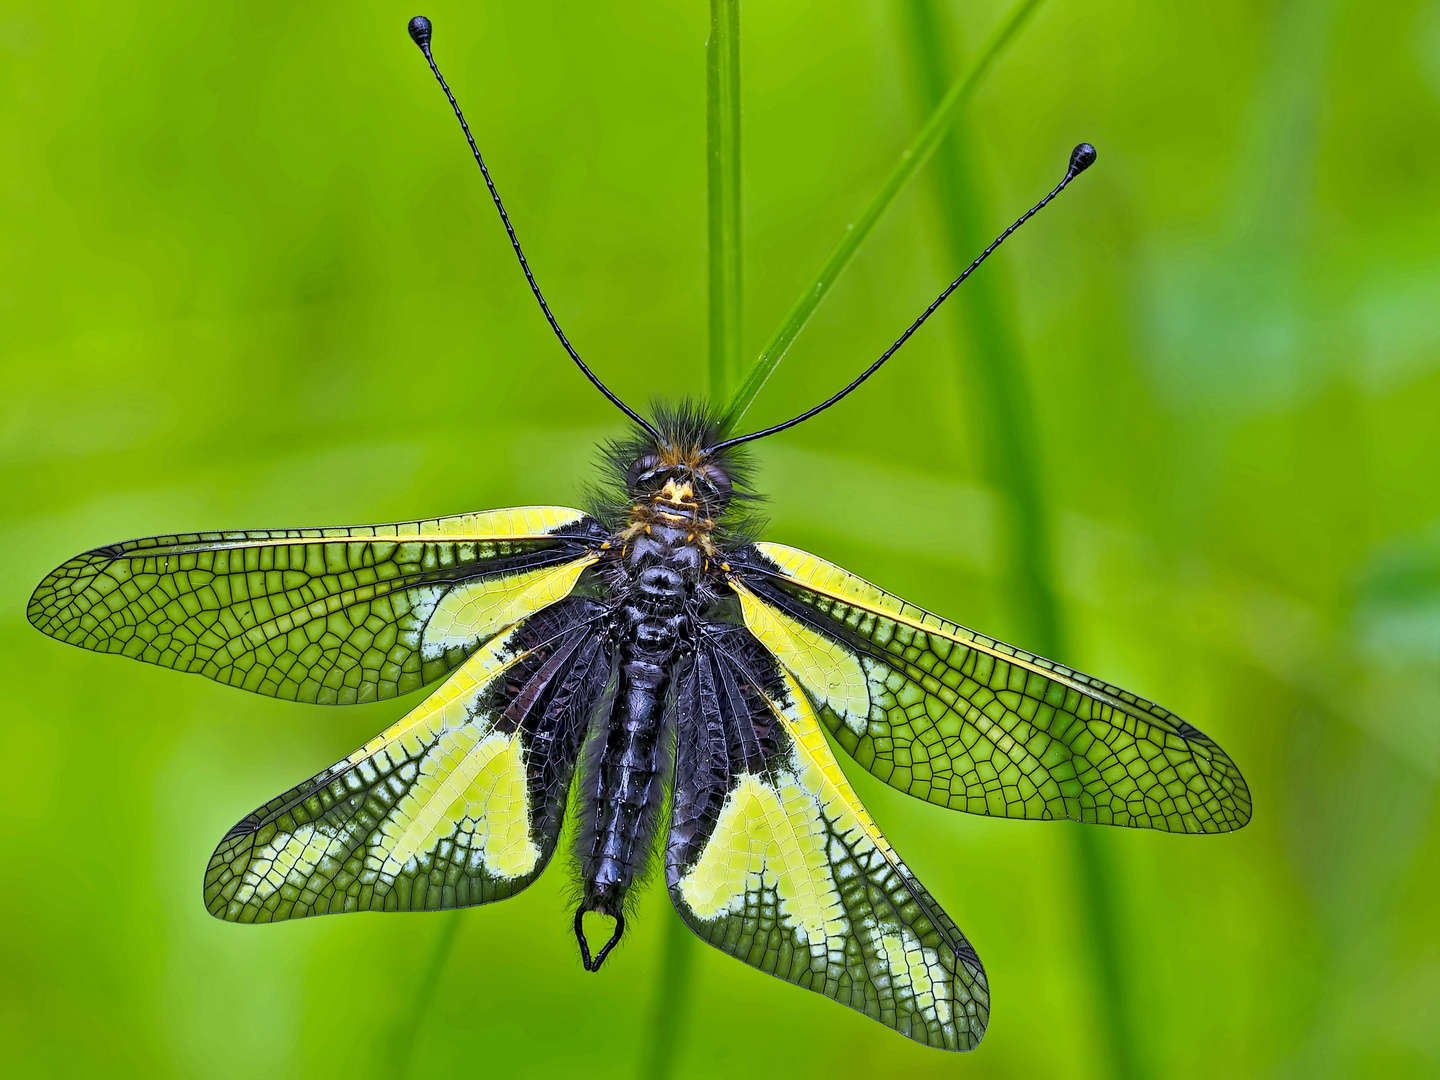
(584, 399), (762, 545)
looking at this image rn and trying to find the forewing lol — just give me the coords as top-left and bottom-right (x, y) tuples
(667, 634), (988, 1051)
(731, 542), (1251, 834)
(205, 599), (612, 922)
(29, 506), (599, 703)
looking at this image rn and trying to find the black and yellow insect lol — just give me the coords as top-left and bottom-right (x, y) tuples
(26, 16), (1250, 1052)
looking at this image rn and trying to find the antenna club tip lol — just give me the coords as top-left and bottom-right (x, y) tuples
(407, 15), (432, 49)
(1069, 143), (1097, 175)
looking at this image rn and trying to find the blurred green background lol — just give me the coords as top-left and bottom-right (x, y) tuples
(3, 0), (1438, 1076)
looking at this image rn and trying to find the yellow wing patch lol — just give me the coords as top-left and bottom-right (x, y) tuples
(230, 627), (544, 910)
(344, 627), (543, 880)
(731, 580), (870, 732)
(766, 670), (957, 1027)
(676, 669), (965, 1037)
(678, 771), (847, 941)
(421, 554), (597, 660)
(765, 668), (898, 866)
(377, 729), (539, 878)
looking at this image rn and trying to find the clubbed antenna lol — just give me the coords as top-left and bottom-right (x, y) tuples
(708, 144), (1099, 452)
(407, 16), (661, 439)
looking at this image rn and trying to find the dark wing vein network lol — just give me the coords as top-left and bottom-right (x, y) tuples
(28, 507), (598, 704)
(666, 625), (988, 1051)
(206, 599), (612, 922)
(732, 543), (1251, 834)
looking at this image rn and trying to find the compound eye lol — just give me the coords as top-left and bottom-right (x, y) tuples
(697, 465), (733, 502)
(626, 453), (665, 492)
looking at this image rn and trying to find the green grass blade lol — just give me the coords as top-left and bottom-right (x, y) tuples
(719, 0), (1046, 433)
(897, 2), (1142, 1077)
(707, 0), (744, 406)
(385, 910), (464, 1079)
(639, 907), (699, 1080)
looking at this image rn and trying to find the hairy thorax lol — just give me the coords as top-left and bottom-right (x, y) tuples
(612, 477), (724, 634)
(621, 478), (719, 559)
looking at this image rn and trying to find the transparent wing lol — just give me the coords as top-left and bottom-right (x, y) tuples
(666, 630), (988, 1051)
(29, 506), (599, 704)
(730, 542), (1250, 834)
(205, 599), (613, 922)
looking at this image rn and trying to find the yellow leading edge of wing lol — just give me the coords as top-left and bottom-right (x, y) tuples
(753, 540), (1122, 712)
(119, 505), (590, 557)
(414, 506), (585, 537)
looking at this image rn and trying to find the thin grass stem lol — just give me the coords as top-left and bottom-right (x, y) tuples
(638, 906), (698, 1080)
(386, 910), (464, 1080)
(707, 0), (744, 406)
(719, 0), (1046, 433)
(897, 2), (1141, 1076)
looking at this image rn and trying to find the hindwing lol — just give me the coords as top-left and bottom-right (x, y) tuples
(28, 506), (599, 703)
(667, 630), (988, 1051)
(731, 543), (1251, 834)
(205, 598), (612, 922)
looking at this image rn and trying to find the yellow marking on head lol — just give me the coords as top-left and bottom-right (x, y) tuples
(375, 728), (540, 879)
(421, 554), (597, 659)
(731, 581), (871, 733)
(678, 772), (847, 941)
(657, 479), (697, 505)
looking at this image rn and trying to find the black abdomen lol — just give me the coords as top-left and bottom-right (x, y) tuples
(576, 520), (701, 934)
